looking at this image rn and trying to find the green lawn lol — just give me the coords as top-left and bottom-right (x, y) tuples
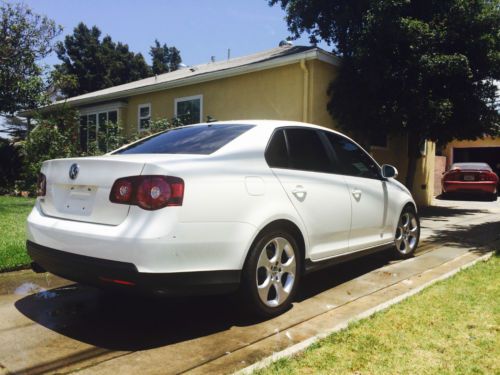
(0, 196), (35, 272)
(256, 255), (499, 375)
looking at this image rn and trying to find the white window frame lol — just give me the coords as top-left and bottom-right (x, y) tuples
(174, 94), (203, 124)
(79, 105), (122, 152)
(138, 103), (151, 131)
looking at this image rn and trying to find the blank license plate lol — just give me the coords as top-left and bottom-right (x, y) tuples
(464, 174), (474, 181)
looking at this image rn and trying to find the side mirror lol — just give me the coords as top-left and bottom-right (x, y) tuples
(381, 164), (398, 179)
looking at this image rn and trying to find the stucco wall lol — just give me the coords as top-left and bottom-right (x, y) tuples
(308, 60), (337, 128)
(123, 63), (309, 136)
(372, 136), (435, 206)
(120, 60), (340, 136)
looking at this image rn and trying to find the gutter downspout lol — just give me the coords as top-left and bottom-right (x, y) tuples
(300, 59), (309, 123)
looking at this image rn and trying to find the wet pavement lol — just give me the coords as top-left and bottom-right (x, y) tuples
(0, 198), (499, 374)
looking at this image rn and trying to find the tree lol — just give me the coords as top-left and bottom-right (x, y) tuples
(0, 2), (61, 115)
(270, 0), (500, 188)
(150, 39), (182, 75)
(53, 23), (151, 97)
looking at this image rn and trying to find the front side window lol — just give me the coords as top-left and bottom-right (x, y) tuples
(326, 133), (380, 179)
(175, 95), (202, 125)
(114, 124), (254, 155)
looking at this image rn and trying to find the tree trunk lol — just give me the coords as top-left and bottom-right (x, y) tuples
(405, 131), (421, 190)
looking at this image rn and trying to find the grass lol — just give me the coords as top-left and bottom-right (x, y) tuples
(256, 255), (500, 375)
(0, 195), (35, 272)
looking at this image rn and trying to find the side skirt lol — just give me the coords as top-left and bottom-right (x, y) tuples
(304, 243), (394, 275)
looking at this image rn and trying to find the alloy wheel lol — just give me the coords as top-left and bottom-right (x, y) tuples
(255, 237), (297, 307)
(395, 211), (419, 254)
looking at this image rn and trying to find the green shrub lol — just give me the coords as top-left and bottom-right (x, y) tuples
(21, 122), (76, 193)
(0, 138), (23, 194)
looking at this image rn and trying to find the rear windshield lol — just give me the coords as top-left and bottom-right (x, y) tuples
(113, 124), (254, 155)
(451, 162), (492, 171)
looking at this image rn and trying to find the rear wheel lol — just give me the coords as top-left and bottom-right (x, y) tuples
(241, 229), (301, 318)
(393, 206), (420, 259)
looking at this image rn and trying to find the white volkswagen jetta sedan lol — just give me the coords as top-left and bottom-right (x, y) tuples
(27, 120), (420, 317)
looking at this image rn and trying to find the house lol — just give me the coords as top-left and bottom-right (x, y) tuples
(22, 45), (436, 205)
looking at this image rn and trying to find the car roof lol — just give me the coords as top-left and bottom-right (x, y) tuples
(451, 162), (492, 170)
(181, 119), (346, 135)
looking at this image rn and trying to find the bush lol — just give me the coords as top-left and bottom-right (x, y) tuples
(21, 122), (77, 193)
(0, 138), (23, 194)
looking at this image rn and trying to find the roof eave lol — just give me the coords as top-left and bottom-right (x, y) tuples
(19, 48), (340, 117)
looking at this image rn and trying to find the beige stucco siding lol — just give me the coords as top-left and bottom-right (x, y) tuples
(308, 59), (337, 129)
(124, 63), (308, 136)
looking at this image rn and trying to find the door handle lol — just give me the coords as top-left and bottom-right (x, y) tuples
(292, 185), (307, 201)
(352, 189), (362, 200)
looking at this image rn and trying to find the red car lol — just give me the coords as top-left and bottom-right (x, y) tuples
(442, 162), (498, 201)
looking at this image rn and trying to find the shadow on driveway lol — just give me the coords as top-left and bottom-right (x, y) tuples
(419, 204), (490, 220)
(425, 220), (500, 250)
(14, 250), (398, 353)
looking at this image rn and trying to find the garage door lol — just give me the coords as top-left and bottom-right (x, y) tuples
(453, 147), (500, 175)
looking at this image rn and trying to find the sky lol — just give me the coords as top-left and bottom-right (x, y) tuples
(13, 0), (331, 67)
(1, 0), (331, 136)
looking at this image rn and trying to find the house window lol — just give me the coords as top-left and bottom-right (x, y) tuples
(175, 95), (202, 125)
(79, 110), (118, 152)
(138, 104), (151, 131)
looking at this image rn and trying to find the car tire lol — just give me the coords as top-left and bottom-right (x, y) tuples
(488, 193), (497, 202)
(393, 205), (420, 259)
(241, 229), (302, 318)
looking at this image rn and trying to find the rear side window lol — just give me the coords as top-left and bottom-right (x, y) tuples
(286, 128), (333, 173)
(265, 130), (288, 168)
(325, 133), (380, 179)
(114, 124), (254, 155)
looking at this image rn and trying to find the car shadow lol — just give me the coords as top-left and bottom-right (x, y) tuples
(14, 247), (397, 354)
(435, 192), (498, 202)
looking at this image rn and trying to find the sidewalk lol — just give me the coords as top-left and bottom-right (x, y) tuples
(0, 198), (498, 375)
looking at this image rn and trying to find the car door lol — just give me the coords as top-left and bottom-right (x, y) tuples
(324, 132), (393, 252)
(266, 127), (352, 260)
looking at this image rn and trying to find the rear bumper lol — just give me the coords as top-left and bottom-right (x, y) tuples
(27, 240), (240, 295)
(27, 202), (256, 273)
(442, 181), (497, 194)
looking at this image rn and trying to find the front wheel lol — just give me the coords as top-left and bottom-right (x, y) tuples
(241, 229), (301, 318)
(393, 206), (420, 259)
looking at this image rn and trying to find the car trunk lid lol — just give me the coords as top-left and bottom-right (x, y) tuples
(40, 155), (154, 225)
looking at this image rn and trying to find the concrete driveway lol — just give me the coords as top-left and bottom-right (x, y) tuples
(1, 197), (499, 375)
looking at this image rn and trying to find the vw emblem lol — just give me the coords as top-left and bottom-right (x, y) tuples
(69, 163), (79, 180)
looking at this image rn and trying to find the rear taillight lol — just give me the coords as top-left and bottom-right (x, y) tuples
(37, 173), (46, 197)
(109, 175), (184, 210)
(443, 170), (460, 181)
(479, 171), (498, 182)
